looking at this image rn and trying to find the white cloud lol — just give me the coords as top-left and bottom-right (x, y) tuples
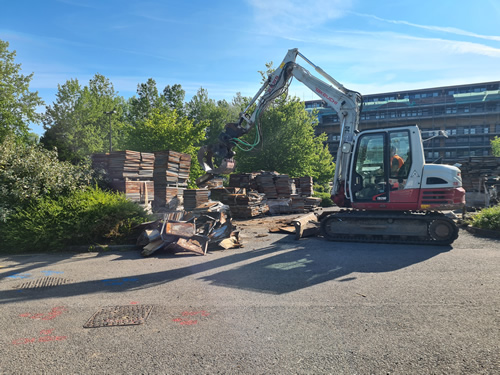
(247, 0), (354, 32)
(353, 12), (500, 42)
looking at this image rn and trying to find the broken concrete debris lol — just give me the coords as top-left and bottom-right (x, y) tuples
(139, 202), (241, 257)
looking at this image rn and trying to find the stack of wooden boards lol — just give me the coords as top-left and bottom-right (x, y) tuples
(92, 150), (155, 202)
(183, 189), (210, 211)
(153, 151), (191, 208)
(457, 156), (500, 192)
(216, 188), (269, 218)
(91, 153), (322, 218)
(91, 150), (191, 207)
(224, 171), (320, 217)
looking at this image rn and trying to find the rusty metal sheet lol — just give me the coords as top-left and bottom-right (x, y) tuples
(164, 221), (195, 237)
(172, 235), (208, 255)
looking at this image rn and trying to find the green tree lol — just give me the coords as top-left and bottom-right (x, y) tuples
(186, 87), (242, 146)
(125, 108), (207, 183)
(127, 78), (168, 123)
(163, 84), (186, 116)
(492, 136), (500, 157)
(234, 96), (335, 184)
(126, 108), (204, 153)
(0, 39), (44, 142)
(41, 74), (125, 162)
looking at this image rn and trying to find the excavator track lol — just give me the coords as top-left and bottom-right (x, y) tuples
(320, 210), (459, 246)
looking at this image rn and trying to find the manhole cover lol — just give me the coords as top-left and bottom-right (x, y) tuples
(13, 277), (72, 290)
(83, 305), (154, 328)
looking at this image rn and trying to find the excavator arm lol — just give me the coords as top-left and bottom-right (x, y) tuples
(197, 48), (363, 200)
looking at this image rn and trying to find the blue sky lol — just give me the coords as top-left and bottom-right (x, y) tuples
(2, 0), (500, 135)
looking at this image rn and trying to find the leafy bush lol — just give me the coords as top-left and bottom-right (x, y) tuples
(469, 204), (500, 231)
(0, 187), (150, 253)
(0, 136), (93, 221)
(314, 191), (334, 207)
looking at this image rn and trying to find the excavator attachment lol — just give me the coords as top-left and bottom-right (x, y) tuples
(196, 144), (236, 187)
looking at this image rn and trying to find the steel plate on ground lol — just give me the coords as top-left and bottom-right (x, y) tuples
(83, 305), (154, 328)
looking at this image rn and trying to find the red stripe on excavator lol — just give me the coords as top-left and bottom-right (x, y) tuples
(351, 187), (465, 211)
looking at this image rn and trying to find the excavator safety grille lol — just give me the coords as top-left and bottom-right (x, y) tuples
(421, 189), (454, 205)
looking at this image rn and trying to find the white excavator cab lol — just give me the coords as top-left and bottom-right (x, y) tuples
(347, 125), (464, 212)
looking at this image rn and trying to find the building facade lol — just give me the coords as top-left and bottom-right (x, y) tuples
(306, 81), (500, 163)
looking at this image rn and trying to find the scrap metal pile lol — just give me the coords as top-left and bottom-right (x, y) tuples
(137, 202), (241, 257)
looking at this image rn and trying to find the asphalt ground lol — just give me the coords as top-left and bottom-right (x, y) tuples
(0, 215), (499, 374)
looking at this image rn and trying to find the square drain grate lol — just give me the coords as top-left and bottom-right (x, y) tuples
(84, 305), (154, 328)
(13, 277), (72, 290)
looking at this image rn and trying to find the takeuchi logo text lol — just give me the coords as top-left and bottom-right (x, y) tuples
(316, 87), (338, 105)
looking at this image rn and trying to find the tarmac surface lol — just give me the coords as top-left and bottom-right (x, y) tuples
(0, 214), (499, 374)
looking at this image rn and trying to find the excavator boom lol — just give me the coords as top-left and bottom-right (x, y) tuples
(196, 48), (362, 192)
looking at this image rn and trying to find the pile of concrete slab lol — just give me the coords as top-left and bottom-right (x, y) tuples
(457, 156), (500, 207)
(92, 151), (155, 202)
(225, 171), (321, 216)
(91, 150), (192, 209)
(457, 156), (500, 192)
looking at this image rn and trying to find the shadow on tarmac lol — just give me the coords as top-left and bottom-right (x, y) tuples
(0, 236), (451, 303)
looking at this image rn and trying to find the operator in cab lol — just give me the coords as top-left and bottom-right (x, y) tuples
(390, 146), (404, 174)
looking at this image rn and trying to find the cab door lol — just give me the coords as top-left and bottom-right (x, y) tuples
(349, 128), (416, 210)
(351, 132), (388, 203)
(387, 130), (415, 204)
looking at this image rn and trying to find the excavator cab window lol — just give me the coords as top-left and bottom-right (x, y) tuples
(352, 133), (387, 201)
(389, 131), (411, 189)
(352, 130), (411, 201)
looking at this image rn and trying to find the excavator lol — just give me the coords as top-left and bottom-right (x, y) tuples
(197, 48), (466, 245)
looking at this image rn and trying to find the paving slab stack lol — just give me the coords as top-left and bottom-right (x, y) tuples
(183, 189), (210, 212)
(456, 156), (500, 192)
(216, 171), (319, 218)
(153, 151), (191, 209)
(91, 150), (154, 202)
(91, 150), (192, 208)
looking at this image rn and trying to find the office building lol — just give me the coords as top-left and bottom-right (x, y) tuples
(306, 81), (500, 163)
